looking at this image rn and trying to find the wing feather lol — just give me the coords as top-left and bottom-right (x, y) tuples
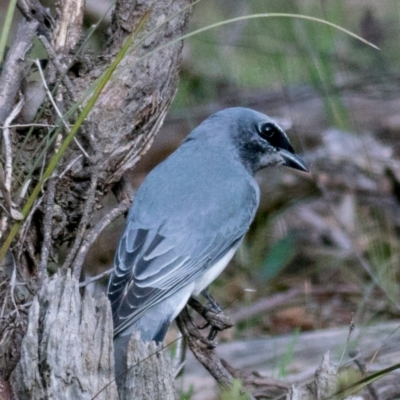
(109, 223), (245, 336)
(108, 151), (260, 337)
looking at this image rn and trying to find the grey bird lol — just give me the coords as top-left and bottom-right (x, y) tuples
(108, 107), (307, 366)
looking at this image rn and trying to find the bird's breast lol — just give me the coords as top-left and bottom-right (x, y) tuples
(192, 245), (238, 295)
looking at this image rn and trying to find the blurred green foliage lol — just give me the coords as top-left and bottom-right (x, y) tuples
(173, 0), (399, 129)
(260, 234), (296, 281)
(218, 379), (248, 400)
(277, 327), (300, 377)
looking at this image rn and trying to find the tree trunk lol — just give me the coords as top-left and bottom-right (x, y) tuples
(9, 273), (176, 400)
(10, 273), (118, 400)
(0, 0), (193, 398)
(120, 335), (176, 400)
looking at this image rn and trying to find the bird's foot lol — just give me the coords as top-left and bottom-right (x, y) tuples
(201, 289), (222, 313)
(188, 297), (233, 342)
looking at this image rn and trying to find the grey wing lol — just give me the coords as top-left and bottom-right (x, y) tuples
(108, 219), (246, 337)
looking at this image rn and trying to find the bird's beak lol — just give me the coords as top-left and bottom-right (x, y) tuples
(279, 149), (308, 172)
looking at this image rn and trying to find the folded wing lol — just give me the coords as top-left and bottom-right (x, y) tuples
(108, 217), (246, 337)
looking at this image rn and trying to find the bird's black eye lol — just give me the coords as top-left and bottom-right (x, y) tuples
(257, 121), (295, 154)
(258, 122), (278, 140)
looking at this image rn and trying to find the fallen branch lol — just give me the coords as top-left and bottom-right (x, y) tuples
(176, 306), (256, 400)
(0, 19), (39, 125)
(230, 284), (361, 324)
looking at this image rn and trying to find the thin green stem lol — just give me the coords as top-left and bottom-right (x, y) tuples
(0, 11), (152, 262)
(0, 0), (17, 64)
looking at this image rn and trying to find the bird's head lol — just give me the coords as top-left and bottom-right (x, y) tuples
(190, 107), (308, 175)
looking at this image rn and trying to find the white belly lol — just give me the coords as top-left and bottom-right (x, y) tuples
(192, 246), (238, 295)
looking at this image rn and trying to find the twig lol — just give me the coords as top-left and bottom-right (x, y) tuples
(75, 199), (131, 284)
(0, 123), (62, 129)
(61, 168), (99, 278)
(17, 0), (54, 36)
(58, 155), (83, 179)
(1, 301), (32, 319)
(9, 263), (20, 315)
(229, 287), (301, 324)
(38, 132), (62, 283)
(79, 267), (113, 287)
(16, 196), (43, 262)
(176, 307), (232, 386)
(0, 99), (25, 237)
(17, 179), (31, 205)
(172, 335), (187, 378)
(25, 234), (40, 270)
(176, 307), (256, 400)
(37, 34), (76, 101)
(34, 59), (90, 160)
(0, 290), (9, 320)
(188, 297), (233, 339)
(0, 19), (39, 125)
(348, 349), (379, 400)
(338, 314), (355, 369)
(2, 99), (24, 191)
(229, 285), (361, 324)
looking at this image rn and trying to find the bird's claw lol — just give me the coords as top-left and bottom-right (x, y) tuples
(201, 289), (222, 313)
(207, 327), (219, 341)
(198, 321), (210, 330)
(188, 297), (233, 342)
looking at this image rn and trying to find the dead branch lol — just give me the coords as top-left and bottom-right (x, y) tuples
(73, 200), (132, 279)
(0, 0), (194, 396)
(61, 168), (99, 276)
(9, 272), (118, 400)
(188, 297), (233, 338)
(230, 285), (361, 324)
(17, 0), (54, 36)
(0, 100), (24, 237)
(0, 19), (39, 125)
(116, 335), (176, 400)
(176, 306), (256, 400)
(38, 133), (62, 283)
(53, 0), (85, 53)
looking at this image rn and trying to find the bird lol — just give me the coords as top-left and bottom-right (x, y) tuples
(108, 107), (308, 366)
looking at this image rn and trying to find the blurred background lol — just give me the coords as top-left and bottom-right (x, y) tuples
(2, 0), (400, 396)
(75, 0), (400, 339)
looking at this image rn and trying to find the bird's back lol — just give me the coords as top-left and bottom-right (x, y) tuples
(108, 139), (260, 341)
(132, 140), (260, 235)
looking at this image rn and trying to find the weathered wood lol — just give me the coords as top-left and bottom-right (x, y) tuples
(16, 0), (54, 35)
(0, 19), (38, 126)
(181, 321), (400, 400)
(0, 0), (193, 395)
(10, 273), (118, 400)
(8, 272), (178, 399)
(119, 334), (176, 400)
(48, 0), (194, 249)
(53, 0), (85, 52)
(176, 307), (256, 400)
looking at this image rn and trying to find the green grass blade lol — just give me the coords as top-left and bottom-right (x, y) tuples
(0, 0), (18, 64)
(140, 12), (379, 64)
(0, 10), (151, 262)
(329, 363), (400, 399)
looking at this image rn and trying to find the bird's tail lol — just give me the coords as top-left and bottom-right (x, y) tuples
(113, 312), (171, 386)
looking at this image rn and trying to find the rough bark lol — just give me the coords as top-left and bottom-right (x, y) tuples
(119, 335), (176, 400)
(8, 272), (177, 399)
(0, 19), (39, 126)
(49, 0), (193, 249)
(177, 304), (340, 400)
(10, 273), (118, 400)
(176, 301), (255, 400)
(182, 320), (400, 399)
(0, 0), (193, 397)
